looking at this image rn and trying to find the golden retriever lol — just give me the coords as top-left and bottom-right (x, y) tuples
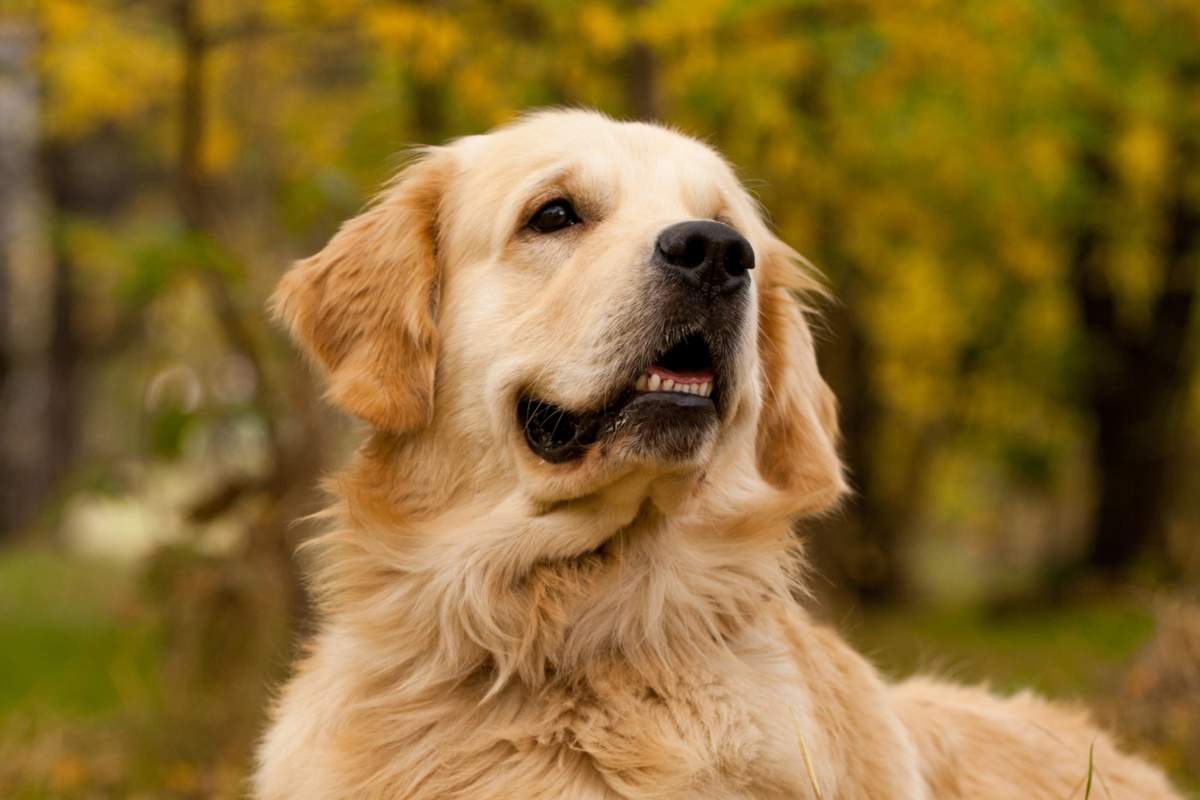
(255, 110), (1178, 799)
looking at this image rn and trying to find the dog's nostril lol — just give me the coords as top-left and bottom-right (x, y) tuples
(723, 244), (748, 276)
(657, 233), (708, 270)
(682, 236), (707, 269)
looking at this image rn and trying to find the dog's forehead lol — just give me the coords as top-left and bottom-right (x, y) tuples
(451, 111), (736, 203)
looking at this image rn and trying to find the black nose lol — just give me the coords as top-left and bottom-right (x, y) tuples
(655, 220), (754, 295)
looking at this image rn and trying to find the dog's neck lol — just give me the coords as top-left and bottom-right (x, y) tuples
(306, 430), (805, 700)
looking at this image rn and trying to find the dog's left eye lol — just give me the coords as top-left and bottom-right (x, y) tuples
(527, 199), (581, 233)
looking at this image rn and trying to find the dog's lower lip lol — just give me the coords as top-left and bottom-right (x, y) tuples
(626, 392), (715, 411)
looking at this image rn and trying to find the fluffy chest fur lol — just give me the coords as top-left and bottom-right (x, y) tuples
(253, 434), (925, 799)
(257, 602), (923, 800)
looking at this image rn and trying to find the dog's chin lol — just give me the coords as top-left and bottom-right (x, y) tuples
(517, 389), (719, 468)
(604, 392), (718, 463)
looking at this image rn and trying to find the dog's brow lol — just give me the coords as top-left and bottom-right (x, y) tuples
(524, 166), (576, 201)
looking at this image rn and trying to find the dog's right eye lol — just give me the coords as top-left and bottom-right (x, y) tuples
(527, 199), (581, 233)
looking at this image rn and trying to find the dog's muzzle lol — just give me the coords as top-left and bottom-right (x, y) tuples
(518, 220), (753, 465)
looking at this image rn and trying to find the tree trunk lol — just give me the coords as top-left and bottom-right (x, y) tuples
(0, 22), (55, 538)
(815, 292), (908, 603)
(1071, 136), (1198, 580)
(796, 61), (916, 606)
(625, 0), (660, 121)
(45, 234), (79, 488)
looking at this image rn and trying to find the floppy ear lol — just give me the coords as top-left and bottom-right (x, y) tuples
(271, 150), (451, 431)
(754, 242), (847, 514)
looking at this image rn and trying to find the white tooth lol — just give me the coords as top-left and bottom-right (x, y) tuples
(685, 383), (697, 394)
(662, 379), (675, 392)
(648, 374), (661, 392)
(700, 381), (711, 397)
(635, 374), (648, 391)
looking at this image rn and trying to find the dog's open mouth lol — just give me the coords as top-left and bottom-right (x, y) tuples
(518, 332), (721, 463)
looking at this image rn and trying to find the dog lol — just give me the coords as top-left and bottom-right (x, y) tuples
(255, 110), (1179, 799)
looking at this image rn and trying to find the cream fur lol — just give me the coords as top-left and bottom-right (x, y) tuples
(256, 110), (1179, 799)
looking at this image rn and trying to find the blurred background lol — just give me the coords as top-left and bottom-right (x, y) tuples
(0, 0), (1197, 796)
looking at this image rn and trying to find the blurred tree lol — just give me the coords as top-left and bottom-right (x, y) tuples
(0, 20), (54, 538)
(1062, 1), (1200, 581)
(625, 0), (660, 120)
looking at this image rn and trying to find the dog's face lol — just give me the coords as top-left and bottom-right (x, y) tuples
(275, 111), (843, 515)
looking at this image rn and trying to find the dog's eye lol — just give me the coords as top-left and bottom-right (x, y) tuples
(527, 199), (580, 233)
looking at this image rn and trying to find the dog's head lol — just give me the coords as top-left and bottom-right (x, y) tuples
(274, 110), (844, 518)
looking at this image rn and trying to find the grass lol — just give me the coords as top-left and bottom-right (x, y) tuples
(0, 549), (159, 720)
(0, 548), (165, 798)
(1085, 742), (1095, 799)
(842, 601), (1157, 699)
